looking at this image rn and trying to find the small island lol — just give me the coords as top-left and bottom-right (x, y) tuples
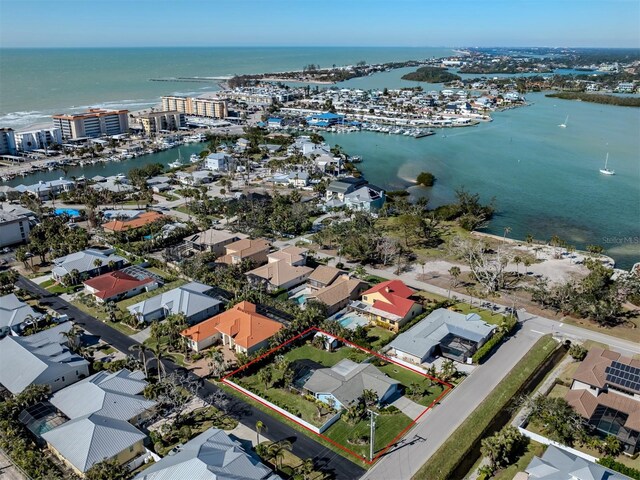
(546, 91), (640, 107)
(402, 66), (461, 83)
(417, 171), (436, 186)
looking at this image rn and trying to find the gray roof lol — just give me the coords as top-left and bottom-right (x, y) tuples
(525, 445), (630, 479)
(42, 414), (146, 473)
(0, 323), (88, 394)
(127, 282), (221, 321)
(387, 308), (497, 360)
(326, 177), (367, 194)
(42, 369), (154, 473)
(303, 359), (399, 407)
(134, 428), (281, 480)
(49, 369), (155, 421)
(0, 293), (41, 332)
(51, 248), (125, 278)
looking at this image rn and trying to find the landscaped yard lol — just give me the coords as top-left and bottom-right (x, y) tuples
(414, 335), (560, 480)
(375, 360), (448, 407)
(367, 326), (396, 350)
(324, 411), (414, 460)
(492, 440), (546, 480)
(282, 344), (370, 367)
(71, 299), (139, 336)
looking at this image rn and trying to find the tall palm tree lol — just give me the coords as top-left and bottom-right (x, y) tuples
(268, 440), (292, 470)
(255, 420), (266, 446)
(207, 349), (225, 378)
(151, 342), (167, 379)
(129, 344), (149, 378)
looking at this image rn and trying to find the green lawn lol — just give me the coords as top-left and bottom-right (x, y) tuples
(548, 383), (569, 399)
(367, 326), (396, 350)
(40, 279), (55, 288)
(376, 361), (448, 406)
(413, 335), (559, 480)
(116, 279), (186, 310)
(324, 411), (414, 460)
(46, 283), (80, 295)
(448, 302), (508, 326)
(238, 374), (325, 426)
(283, 344), (370, 367)
(492, 441), (546, 480)
(72, 300), (139, 336)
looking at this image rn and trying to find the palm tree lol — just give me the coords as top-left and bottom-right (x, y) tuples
(513, 255), (522, 276)
(268, 440), (292, 470)
(151, 342), (168, 379)
(207, 349), (225, 378)
(297, 458), (315, 480)
(61, 325), (81, 353)
(93, 258), (103, 274)
(255, 420), (266, 446)
(130, 344), (150, 378)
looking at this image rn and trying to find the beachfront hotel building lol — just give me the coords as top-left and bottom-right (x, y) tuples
(0, 128), (17, 155)
(15, 128), (62, 152)
(52, 108), (129, 140)
(161, 96), (228, 118)
(137, 111), (186, 135)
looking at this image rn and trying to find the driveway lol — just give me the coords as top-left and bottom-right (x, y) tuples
(390, 396), (425, 420)
(130, 325), (152, 343)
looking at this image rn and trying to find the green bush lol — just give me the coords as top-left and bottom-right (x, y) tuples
(597, 457), (640, 480)
(416, 171), (435, 187)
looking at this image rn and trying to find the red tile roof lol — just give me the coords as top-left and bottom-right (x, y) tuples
(83, 271), (153, 300)
(362, 280), (417, 318)
(181, 301), (283, 350)
(102, 211), (164, 232)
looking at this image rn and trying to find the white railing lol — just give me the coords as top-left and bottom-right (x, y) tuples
(224, 379), (342, 434)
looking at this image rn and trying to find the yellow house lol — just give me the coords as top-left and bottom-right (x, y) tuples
(353, 280), (422, 332)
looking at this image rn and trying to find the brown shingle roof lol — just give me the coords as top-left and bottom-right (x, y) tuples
(572, 348), (640, 390)
(310, 276), (367, 307)
(308, 265), (343, 286)
(246, 261), (313, 288)
(567, 389), (640, 431)
(224, 238), (271, 258)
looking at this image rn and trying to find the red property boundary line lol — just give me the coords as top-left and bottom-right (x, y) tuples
(222, 326), (453, 464)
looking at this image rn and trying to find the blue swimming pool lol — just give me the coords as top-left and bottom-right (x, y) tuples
(337, 314), (369, 330)
(54, 208), (81, 218)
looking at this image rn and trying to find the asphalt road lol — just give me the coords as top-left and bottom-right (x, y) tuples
(16, 276), (365, 480)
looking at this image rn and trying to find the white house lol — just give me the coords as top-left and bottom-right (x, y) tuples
(205, 153), (232, 172)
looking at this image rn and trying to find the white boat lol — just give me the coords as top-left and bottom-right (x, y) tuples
(168, 150), (184, 169)
(190, 154), (199, 163)
(558, 115), (569, 128)
(599, 153), (615, 175)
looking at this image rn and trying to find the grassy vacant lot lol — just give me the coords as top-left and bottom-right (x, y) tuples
(493, 440), (546, 480)
(72, 299), (139, 335)
(257, 441), (326, 479)
(324, 411), (414, 460)
(413, 335), (559, 480)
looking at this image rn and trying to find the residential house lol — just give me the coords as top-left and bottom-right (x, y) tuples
(307, 265), (344, 291)
(175, 170), (213, 186)
(183, 229), (248, 256)
(218, 238), (271, 266)
(325, 177), (368, 202)
(102, 211), (165, 233)
(303, 358), (400, 409)
(0, 293), (42, 336)
(41, 369), (156, 476)
(133, 428), (281, 480)
(14, 178), (75, 200)
(246, 246), (312, 292)
(565, 348), (640, 454)
(205, 152), (232, 172)
(51, 247), (126, 283)
(307, 275), (368, 316)
(350, 280), (423, 332)
(335, 184), (385, 212)
(127, 281), (222, 325)
(524, 445), (629, 480)
(385, 308), (497, 364)
(0, 210), (31, 247)
(83, 270), (159, 303)
(181, 301), (283, 355)
(0, 323), (89, 394)
(287, 171), (310, 187)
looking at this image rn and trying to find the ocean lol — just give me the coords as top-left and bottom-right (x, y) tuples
(0, 46), (453, 129)
(1, 47), (638, 268)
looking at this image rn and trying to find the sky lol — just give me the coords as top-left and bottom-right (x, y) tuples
(0, 0), (638, 48)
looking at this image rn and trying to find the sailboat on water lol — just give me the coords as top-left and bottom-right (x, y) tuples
(168, 149), (184, 169)
(599, 153), (615, 175)
(558, 115), (569, 128)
